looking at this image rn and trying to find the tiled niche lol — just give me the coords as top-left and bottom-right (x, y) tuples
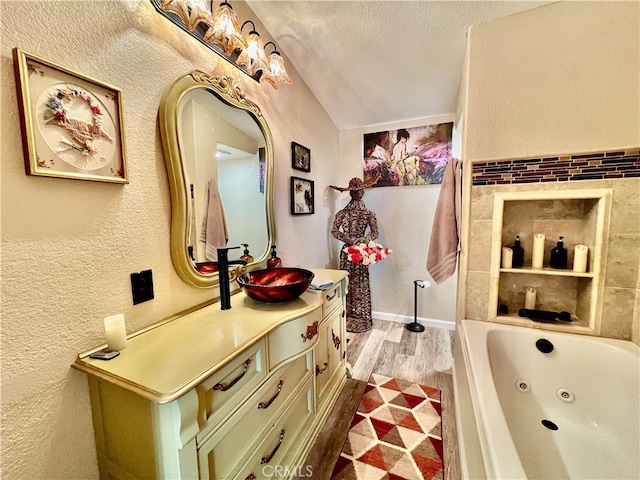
(466, 148), (640, 342)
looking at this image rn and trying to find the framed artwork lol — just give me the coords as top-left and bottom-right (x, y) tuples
(362, 122), (453, 187)
(291, 141), (311, 172)
(13, 48), (128, 183)
(290, 176), (314, 215)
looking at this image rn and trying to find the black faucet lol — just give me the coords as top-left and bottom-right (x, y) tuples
(216, 246), (248, 310)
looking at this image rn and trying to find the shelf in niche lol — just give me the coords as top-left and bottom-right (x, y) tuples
(488, 188), (612, 334)
(494, 315), (592, 333)
(500, 267), (594, 278)
(496, 312), (580, 324)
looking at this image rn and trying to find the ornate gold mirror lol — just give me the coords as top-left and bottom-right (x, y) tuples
(159, 72), (275, 288)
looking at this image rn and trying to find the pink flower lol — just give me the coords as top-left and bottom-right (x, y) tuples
(90, 105), (102, 115)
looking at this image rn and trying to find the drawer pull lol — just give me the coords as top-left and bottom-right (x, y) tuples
(246, 475), (256, 480)
(258, 380), (283, 409)
(260, 429), (285, 464)
(332, 329), (341, 350)
(316, 362), (328, 376)
(213, 359), (251, 392)
(325, 289), (338, 301)
(301, 321), (319, 342)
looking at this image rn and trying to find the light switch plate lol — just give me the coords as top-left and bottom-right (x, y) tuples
(131, 269), (154, 305)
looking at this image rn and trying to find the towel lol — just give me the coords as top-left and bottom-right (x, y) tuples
(427, 158), (462, 284)
(310, 275), (334, 291)
(200, 178), (228, 261)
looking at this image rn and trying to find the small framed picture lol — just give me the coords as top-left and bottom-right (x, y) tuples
(290, 176), (314, 215)
(13, 48), (128, 183)
(291, 141), (311, 172)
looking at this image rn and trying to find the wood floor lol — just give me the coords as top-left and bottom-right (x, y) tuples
(300, 319), (461, 480)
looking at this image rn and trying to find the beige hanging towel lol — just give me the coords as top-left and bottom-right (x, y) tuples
(427, 158), (462, 284)
(200, 178), (228, 261)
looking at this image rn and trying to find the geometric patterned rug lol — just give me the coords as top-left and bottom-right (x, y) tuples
(331, 373), (443, 480)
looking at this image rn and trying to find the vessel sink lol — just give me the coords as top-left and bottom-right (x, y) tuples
(236, 268), (315, 303)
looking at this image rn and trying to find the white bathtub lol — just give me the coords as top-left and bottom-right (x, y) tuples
(453, 319), (640, 479)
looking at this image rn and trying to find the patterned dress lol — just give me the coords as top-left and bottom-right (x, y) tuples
(331, 196), (379, 333)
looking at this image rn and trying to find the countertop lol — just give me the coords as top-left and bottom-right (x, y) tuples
(72, 268), (347, 403)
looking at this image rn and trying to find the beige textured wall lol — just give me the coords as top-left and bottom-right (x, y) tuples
(465, 1), (640, 160)
(460, 1), (640, 345)
(0, 1), (339, 478)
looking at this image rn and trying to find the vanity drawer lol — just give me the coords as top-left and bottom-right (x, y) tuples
(197, 353), (312, 479)
(234, 378), (315, 480)
(268, 309), (321, 369)
(322, 282), (344, 318)
(196, 339), (267, 442)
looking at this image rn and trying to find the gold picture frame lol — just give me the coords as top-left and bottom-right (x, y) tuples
(13, 48), (128, 183)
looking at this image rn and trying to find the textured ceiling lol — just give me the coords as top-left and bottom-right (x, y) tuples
(247, 1), (550, 129)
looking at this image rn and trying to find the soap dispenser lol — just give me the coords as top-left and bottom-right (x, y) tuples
(550, 236), (568, 269)
(511, 235), (525, 268)
(240, 244), (254, 264)
(267, 245), (283, 269)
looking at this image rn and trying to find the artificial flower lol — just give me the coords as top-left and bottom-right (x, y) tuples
(344, 240), (391, 265)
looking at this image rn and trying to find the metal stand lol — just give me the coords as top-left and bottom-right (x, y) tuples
(406, 280), (426, 332)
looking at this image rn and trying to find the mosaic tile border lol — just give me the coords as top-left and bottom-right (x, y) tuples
(472, 148), (640, 186)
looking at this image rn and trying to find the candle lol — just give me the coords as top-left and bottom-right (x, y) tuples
(532, 233), (545, 268)
(501, 247), (513, 269)
(524, 287), (537, 309)
(573, 244), (588, 273)
(104, 314), (127, 351)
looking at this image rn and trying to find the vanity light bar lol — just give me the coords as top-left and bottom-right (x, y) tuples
(150, 0), (292, 88)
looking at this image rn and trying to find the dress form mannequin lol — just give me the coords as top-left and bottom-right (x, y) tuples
(330, 177), (380, 333)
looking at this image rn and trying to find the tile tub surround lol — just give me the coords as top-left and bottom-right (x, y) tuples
(464, 171), (639, 344)
(472, 149), (640, 186)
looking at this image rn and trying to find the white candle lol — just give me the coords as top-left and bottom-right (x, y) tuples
(501, 247), (513, 269)
(104, 314), (127, 351)
(573, 244), (588, 273)
(532, 233), (545, 268)
(524, 287), (537, 309)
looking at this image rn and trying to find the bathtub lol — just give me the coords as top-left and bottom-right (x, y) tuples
(453, 319), (640, 479)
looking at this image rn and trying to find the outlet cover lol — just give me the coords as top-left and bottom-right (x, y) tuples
(131, 269), (154, 305)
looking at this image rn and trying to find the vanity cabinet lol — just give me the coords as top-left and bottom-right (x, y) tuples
(489, 190), (611, 334)
(73, 269), (348, 480)
(315, 283), (346, 413)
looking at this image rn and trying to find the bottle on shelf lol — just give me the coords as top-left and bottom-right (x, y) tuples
(240, 244), (254, 264)
(267, 245), (283, 268)
(511, 235), (524, 268)
(550, 236), (568, 269)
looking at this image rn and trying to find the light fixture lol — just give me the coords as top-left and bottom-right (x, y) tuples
(260, 42), (293, 89)
(203, 1), (245, 55)
(151, 0), (292, 88)
(236, 20), (268, 77)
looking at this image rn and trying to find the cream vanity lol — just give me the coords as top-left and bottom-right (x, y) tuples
(73, 268), (348, 479)
(72, 71), (350, 478)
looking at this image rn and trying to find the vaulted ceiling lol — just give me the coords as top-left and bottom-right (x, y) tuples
(248, 1), (550, 129)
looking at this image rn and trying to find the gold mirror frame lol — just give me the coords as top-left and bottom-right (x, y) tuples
(159, 71), (275, 288)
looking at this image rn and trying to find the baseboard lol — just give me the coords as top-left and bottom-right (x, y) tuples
(372, 311), (455, 330)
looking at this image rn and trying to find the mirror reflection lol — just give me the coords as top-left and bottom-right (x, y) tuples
(160, 72), (275, 288)
(178, 89), (268, 270)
